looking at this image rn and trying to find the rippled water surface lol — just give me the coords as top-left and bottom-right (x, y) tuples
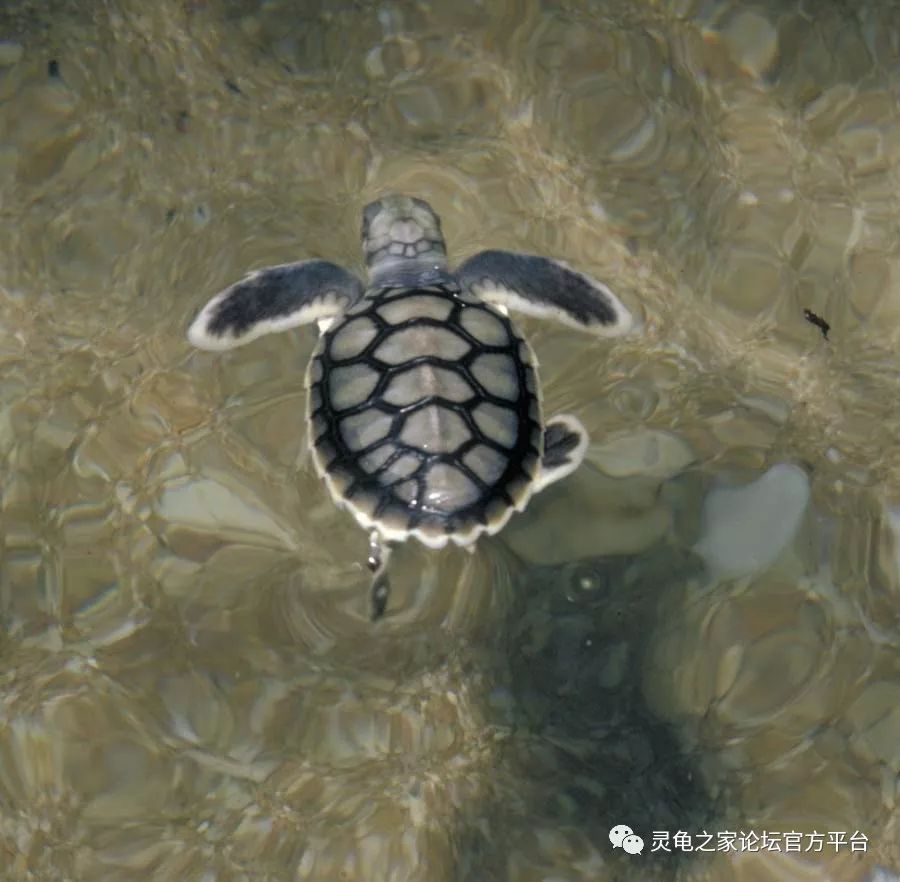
(2, 0), (900, 879)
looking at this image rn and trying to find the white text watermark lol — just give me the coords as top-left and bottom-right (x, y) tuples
(610, 826), (868, 857)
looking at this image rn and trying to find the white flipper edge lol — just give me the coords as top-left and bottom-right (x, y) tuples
(188, 259), (364, 351)
(457, 250), (634, 336)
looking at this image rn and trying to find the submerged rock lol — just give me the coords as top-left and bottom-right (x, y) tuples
(588, 428), (695, 479)
(502, 464), (671, 565)
(0, 42), (23, 67)
(694, 463), (811, 579)
(154, 475), (298, 552)
(864, 869), (900, 882)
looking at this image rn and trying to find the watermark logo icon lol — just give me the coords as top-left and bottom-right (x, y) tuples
(610, 825), (645, 855)
(622, 833), (645, 855)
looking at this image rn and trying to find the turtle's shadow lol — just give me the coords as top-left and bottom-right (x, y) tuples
(452, 543), (720, 879)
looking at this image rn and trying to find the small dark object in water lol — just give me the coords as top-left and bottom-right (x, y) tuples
(224, 79), (242, 95)
(48, 59), (60, 79)
(165, 208), (177, 225)
(803, 308), (830, 340)
(175, 110), (190, 133)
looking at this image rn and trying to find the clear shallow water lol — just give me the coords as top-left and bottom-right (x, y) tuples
(1, 0), (899, 879)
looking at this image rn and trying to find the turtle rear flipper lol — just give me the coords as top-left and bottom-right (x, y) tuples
(535, 414), (588, 492)
(457, 250), (633, 335)
(367, 530), (392, 620)
(188, 259), (364, 351)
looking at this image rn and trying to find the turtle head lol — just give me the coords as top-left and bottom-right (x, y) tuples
(361, 195), (450, 287)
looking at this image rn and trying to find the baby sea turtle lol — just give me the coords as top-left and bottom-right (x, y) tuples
(188, 195), (633, 618)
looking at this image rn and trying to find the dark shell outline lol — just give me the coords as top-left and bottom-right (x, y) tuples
(308, 283), (542, 538)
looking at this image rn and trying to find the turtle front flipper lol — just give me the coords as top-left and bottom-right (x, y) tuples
(188, 259), (364, 351)
(457, 250), (633, 336)
(535, 414), (589, 492)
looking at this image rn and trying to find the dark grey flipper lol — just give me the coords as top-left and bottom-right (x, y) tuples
(188, 260), (364, 351)
(535, 414), (589, 492)
(456, 250), (633, 335)
(367, 530), (392, 620)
